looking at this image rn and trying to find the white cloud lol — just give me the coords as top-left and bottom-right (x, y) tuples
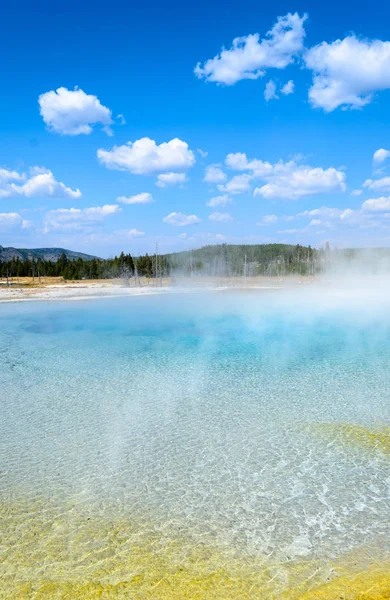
(0, 168), (24, 183)
(277, 207), (353, 233)
(38, 87), (113, 135)
(281, 80), (294, 95)
(362, 196), (390, 212)
(225, 153), (249, 170)
(277, 227), (304, 235)
(264, 80), (278, 101)
(293, 206), (365, 234)
(298, 206), (353, 220)
(305, 36), (390, 111)
(0, 212), (23, 231)
(225, 152), (273, 177)
(351, 189), (362, 196)
(97, 137), (195, 174)
(225, 153), (346, 199)
(44, 204), (120, 232)
(163, 212), (201, 226)
(22, 219), (33, 230)
(197, 149), (208, 158)
(117, 192), (153, 204)
(373, 148), (390, 163)
(208, 211), (233, 222)
(363, 177), (390, 192)
(206, 194), (232, 207)
(18, 168), (81, 199)
(340, 209), (355, 221)
(277, 201), (390, 239)
(258, 214), (278, 225)
(218, 174), (253, 194)
(179, 232), (187, 239)
(194, 12), (307, 85)
(0, 167), (81, 199)
(203, 164), (227, 184)
(156, 172), (187, 187)
(128, 228), (145, 237)
(253, 164), (346, 199)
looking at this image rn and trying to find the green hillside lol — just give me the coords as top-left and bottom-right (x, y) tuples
(0, 246), (98, 262)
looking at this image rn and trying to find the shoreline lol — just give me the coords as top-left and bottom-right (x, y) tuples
(0, 277), (311, 303)
(0, 285), (285, 303)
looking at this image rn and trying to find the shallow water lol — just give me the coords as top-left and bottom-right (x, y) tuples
(1, 290), (389, 597)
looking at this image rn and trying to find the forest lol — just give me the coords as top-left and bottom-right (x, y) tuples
(0, 243), (326, 281)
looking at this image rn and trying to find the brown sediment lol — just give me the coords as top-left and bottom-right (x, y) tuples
(1, 496), (390, 599)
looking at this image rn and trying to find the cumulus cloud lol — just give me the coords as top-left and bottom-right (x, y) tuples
(363, 177), (390, 192)
(17, 168), (81, 199)
(277, 206), (358, 233)
(156, 172), (187, 187)
(163, 212), (201, 226)
(351, 189), (363, 196)
(253, 164), (346, 199)
(38, 87), (113, 135)
(305, 36), (390, 111)
(225, 152), (346, 199)
(208, 211), (233, 222)
(203, 164), (227, 184)
(44, 204), (120, 232)
(194, 13), (307, 85)
(218, 174), (253, 195)
(298, 206), (353, 220)
(281, 80), (295, 95)
(0, 166), (81, 199)
(373, 148), (390, 163)
(225, 152), (273, 177)
(264, 80), (278, 101)
(206, 194), (232, 207)
(0, 212), (23, 231)
(128, 228), (145, 237)
(257, 214), (278, 225)
(361, 196), (390, 212)
(97, 137), (195, 174)
(280, 199), (390, 238)
(117, 192), (153, 204)
(0, 168), (24, 183)
(21, 219), (33, 230)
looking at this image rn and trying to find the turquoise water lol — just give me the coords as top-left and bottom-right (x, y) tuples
(1, 290), (389, 569)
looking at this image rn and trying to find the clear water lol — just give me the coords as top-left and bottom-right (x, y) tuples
(1, 290), (389, 595)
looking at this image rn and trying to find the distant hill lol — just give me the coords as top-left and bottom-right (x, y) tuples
(0, 246), (98, 262)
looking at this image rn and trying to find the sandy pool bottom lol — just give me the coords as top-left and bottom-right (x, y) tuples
(1, 494), (390, 600)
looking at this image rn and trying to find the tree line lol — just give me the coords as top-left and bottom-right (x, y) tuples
(0, 243), (327, 282)
(165, 243), (320, 277)
(0, 251), (170, 281)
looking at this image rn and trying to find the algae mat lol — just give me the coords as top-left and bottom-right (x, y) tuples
(312, 423), (390, 456)
(1, 497), (390, 600)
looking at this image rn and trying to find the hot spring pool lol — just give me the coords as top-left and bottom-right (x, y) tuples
(1, 290), (389, 598)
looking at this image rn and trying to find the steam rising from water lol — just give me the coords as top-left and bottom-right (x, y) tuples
(1, 282), (389, 596)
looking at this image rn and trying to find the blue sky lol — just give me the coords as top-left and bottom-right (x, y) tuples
(1, 0), (390, 257)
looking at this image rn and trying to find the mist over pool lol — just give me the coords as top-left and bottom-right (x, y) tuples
(1, 287), (389, 597)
